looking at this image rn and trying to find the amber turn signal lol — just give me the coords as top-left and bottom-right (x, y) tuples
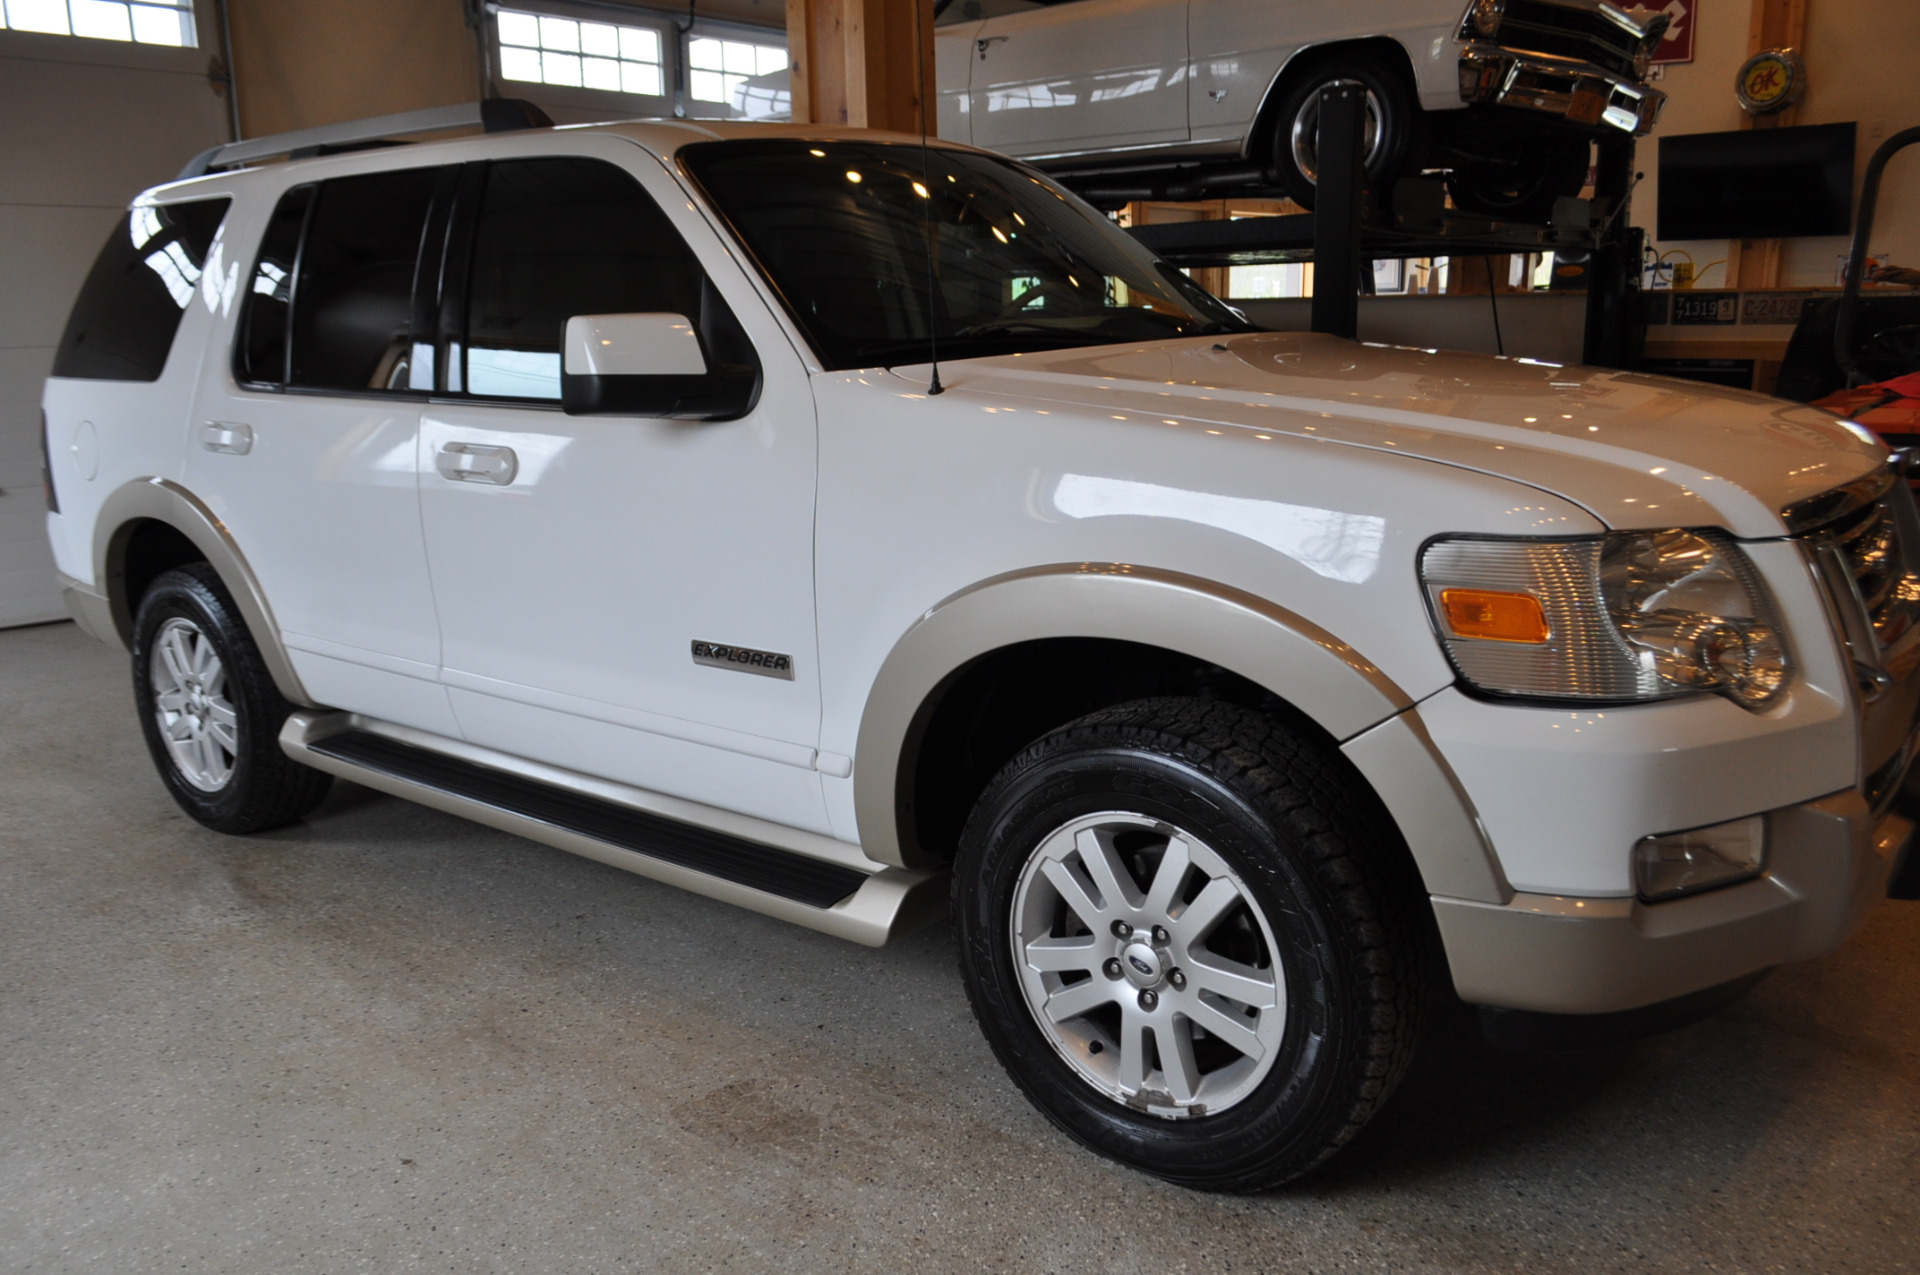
(1439, 588), (1550, 643)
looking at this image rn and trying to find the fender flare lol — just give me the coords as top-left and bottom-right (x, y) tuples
(852, 562), (1508, 903)
(92, 476), (316, 707)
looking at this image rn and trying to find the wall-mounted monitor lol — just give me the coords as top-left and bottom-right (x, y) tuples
(1658, 122), (1856, 240)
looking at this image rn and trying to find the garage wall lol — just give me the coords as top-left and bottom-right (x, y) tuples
(0, 15), (230, 627)
(226, 0), (477, 137)
(226, 0), (788, 137)
(1636, 0), (1920, 289)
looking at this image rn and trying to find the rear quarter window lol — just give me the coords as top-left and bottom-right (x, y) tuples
(52, 198), (232, 381)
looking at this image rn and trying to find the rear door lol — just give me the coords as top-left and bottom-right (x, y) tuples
(189, 164), (458, 735)
(968, 0), (1190, 157)
(415, 142), (828, 832)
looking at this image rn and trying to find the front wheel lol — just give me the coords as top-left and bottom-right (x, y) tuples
(1268, 54), (1420, 210)
(1445, 135), (1592, 223)
(131, 563), (332, 834)
(953, 699), (1428, 1191)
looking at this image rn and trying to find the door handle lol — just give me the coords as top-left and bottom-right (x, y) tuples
(199, 421), (252, 455)
(435, 442), (519, 486)
(976, 35), (1007, 59)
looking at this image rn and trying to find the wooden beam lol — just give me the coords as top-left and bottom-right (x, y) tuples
(1730, 0), (1811, 287)
(785, 0), (936, 133)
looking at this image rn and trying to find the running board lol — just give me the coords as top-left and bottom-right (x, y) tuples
(280, 712), (944, 946)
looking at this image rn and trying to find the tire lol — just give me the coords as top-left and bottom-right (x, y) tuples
(1268, 53), (1420, 210)
(1445, 134), (1592, 224)
(953, 698), (1428, 1192)
(131, 563), (332, 834)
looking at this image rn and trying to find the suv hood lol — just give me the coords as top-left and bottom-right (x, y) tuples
(918, 332), (1884, 539)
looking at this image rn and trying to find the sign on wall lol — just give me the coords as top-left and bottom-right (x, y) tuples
(1644, 0), (1696, 65)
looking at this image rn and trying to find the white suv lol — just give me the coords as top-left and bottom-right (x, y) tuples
(934, 0), (1667, 218)
(40, 113), (1916, 1191)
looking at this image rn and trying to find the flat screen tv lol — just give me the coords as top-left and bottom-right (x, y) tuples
(1658, 122), (1856, 240)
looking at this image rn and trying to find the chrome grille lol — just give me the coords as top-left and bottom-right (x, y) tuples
(1789, 471), (1920, 805)
(1490, 0), (1660, 80)
(1812, 484), (1920, 651)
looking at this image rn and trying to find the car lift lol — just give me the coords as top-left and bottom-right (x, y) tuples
(1124, 85), (1642, 369)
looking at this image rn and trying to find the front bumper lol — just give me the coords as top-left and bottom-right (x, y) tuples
(1458, 43), (1664, 135)
(1434, 789), (1911, 1014)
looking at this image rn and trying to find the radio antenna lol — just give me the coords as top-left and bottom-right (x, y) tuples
(911, 0), (944, 395)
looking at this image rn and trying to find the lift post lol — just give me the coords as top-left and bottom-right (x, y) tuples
(1582, 132), (1638, 368)
(1309, 83), (1368, 340)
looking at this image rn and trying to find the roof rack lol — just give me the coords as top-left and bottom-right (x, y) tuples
(175, 98), (553, 181)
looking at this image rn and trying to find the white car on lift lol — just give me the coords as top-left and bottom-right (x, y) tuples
(40, 106), (1917, 1192)
(934, 0), (1667, 219)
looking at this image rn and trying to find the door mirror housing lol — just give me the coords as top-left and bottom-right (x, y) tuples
(561, 313), (758, 419)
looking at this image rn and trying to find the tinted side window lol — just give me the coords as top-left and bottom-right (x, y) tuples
(288, 168), (444, 392)
(235, 184), (310, 385)
(53, 198), (231, 381)
(462, 158), (706, 400)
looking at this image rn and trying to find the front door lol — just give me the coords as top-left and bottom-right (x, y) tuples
(415, 147), (828, 833)
(969, 0), (1190, 158)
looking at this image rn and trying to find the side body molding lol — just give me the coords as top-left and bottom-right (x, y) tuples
(856, 563), (1448, 868)
(85, 477), (315, 707)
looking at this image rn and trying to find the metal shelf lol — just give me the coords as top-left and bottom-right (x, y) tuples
(1119, 83), (1637, 368)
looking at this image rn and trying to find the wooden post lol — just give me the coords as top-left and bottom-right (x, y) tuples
(1730, 0), (1810, 287)
(785, 0), (936, 133)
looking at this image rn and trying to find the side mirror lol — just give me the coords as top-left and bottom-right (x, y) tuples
(560, 313), (759, 419)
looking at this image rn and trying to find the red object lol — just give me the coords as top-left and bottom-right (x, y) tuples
(1812, 375), (1920, 490)
(1648, 0), (1696, 65)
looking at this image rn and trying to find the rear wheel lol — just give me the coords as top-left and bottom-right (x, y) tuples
(1268, 53), (1420, 210)
(131, 563), (331, 834)
(953, 698), (1428, 1191)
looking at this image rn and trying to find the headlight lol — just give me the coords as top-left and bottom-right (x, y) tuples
(1420, 530), (1791, 710)
(1468, 0), (1505, 37)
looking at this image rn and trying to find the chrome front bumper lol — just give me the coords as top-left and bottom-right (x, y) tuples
(1459, 44), (1664, 135)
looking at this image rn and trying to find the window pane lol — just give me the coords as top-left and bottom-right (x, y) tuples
(234, 187), (308, 385)
(497, 10), (538, 47)
(55, 198), (230, 381)
(463, 159), (708, 401)
(537, 15), (577, 52)
(582, 56), (620, 92)
(7, 0), (72, 35)
(690, 69), (727, 103)
(70, 0), (132, 41)
(578, 20), (617, 57)
(689, 37), (723, 70)
(288, 168), (443, 392)
(542, 50), (582, 87)
(756, 45), (786, 75)
(129, 2), (187, 44)
(722, 41), (757, 75)
(621, 63), (662, 98)
(619, 26), (659, 63)
(498, 45), (542, 83)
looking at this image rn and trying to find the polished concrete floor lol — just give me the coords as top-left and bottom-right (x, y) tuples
(3, 618), (1917, 1273)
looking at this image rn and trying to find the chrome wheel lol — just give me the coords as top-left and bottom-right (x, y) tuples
(1288, 79), (1384, 185)
(1009, 811), (1287, 1119)
(149, 616), (238, 792)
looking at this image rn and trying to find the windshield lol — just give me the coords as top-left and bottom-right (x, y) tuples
(679, 140), (1253, 371)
